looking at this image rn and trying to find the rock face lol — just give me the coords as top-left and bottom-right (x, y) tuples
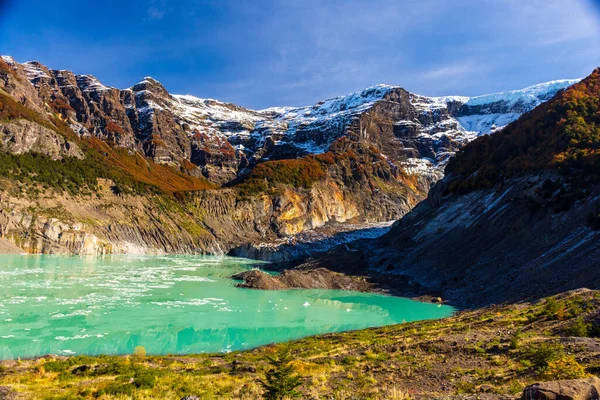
(0, 120), (83, 159)
(0, 55), (578, 186)
(294, 172), (600, 306)
(521, 377), (600, 400)
(0, 177), (413, 256)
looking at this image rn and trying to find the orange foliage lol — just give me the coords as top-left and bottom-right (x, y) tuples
(1, 89), (214, 194)
(313, 152), (335, 165)
(0, 91), (47, 123)
(180, 159), (198, 171)
(236, 157), (327, 196)
(104, 121), (126, 135)
(49, 98), (74, 113)
(447, 68), (600, 193)
(86, 137), (215, 193)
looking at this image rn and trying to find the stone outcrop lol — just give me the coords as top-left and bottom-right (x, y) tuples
(0, 120), (83, 159)
(232, 268), (373, 292)
(522, 377), (600, 400)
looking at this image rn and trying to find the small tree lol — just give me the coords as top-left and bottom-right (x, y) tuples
(260, 347), (303, 400)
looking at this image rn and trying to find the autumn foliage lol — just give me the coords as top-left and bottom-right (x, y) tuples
(49, 98), (75, 115)
(447, 68), (600, 193)
(85, 137), (215, 194)
(104, 121), (126, 135)
(237, 157), (327, 196)
(0, 90), (214, 195)
(0, 91), (47, 123)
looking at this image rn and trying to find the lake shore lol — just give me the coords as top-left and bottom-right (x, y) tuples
(0, 254), (452, 361)
(1, 289), (597, 399)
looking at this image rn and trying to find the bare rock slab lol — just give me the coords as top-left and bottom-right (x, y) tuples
(522, 377), (600, 400)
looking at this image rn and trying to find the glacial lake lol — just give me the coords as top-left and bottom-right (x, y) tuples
(0, 254), (454, 360)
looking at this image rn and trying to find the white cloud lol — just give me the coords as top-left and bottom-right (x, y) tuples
(148, 0), (167, 20)
(420, 63), (484, 81)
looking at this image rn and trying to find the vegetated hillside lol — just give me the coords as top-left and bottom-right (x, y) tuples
(0, 87), (215, 195)
(446, 68), (600, 194)
(290, 68), (600, 307)
(2, 289), (600, 399)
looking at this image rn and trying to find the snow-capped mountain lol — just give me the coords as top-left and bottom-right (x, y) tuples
(0, 55), (579, 185)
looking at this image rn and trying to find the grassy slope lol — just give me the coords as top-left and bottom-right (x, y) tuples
(2, 290), (600, 399)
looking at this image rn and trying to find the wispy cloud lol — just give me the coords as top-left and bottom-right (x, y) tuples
(147, 0), (167, 20)
(2, 0), (599, 108)
(420, 63), (484, 81)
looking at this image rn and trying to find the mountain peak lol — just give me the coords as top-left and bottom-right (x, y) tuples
(131, 76), (168, 96)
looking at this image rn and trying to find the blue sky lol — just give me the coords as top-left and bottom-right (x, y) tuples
(1, 0), (599, 109)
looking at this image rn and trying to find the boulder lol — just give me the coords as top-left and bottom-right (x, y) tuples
(0, 386), (15, 400)
(521, 377), (600, 400)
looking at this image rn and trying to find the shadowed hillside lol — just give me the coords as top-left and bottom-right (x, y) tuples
(273, 68), (600, 308)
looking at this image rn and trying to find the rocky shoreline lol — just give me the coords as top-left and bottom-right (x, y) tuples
(227, 221), (393, 263)
(231, 268), (375, 292)
(230, 264), (446, 304)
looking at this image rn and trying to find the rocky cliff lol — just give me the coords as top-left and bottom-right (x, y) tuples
(0, 54), (580, 255)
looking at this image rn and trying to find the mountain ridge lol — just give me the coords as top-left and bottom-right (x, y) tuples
(0, 54), (584, 257)
(1, 55), (579, 185)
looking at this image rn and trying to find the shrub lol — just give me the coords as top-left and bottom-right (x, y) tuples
(97, 382), (134, 397)
(524, 342), (564, 370)
(133, 346), (147, 357)
(42, 360), (70, 373)
(565, 317), (590, 337)
(132, 369), (157, 389)
(49, 98), (74, 115)
(260, 347), (303, 400)
(314, 152), (335, 165)
(541, 298), (562, 320)
(541, 355), (588, 380)
(509, 331), (522, 350)
(104, 121), (125, 135)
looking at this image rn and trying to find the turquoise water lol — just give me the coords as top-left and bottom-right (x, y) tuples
(0, 255), (453, 360)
